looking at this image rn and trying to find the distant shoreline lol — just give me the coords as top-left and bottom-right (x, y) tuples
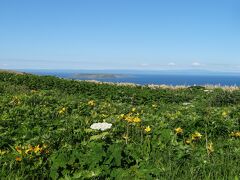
(1, 69), (240, 89)
(78, 79), (240, 91)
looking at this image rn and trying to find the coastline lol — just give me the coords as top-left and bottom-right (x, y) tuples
(79, 79), (240, 91)
(1, 69), (240, 90)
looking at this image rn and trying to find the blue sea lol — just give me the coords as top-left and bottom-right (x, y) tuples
(21, 69), (240, 86)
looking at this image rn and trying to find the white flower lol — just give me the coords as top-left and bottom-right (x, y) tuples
(90, 122), (112, 131)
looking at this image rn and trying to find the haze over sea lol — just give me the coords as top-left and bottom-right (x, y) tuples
(21, 69), (240, 86)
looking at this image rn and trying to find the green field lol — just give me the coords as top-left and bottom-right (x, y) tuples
(1, 72), (240, 179)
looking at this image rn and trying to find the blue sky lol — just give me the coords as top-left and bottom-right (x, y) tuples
(0, 0), (239, 71)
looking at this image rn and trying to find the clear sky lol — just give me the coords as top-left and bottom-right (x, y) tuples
(0, 0), (239, 71)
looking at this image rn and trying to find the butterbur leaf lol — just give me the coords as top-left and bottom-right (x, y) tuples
(110, 168), (131, 179)
(107, 144), (123, 167)
(86, 143), (106, 168)
(50, 168), (59, 180)
(50, 153), (69, 169)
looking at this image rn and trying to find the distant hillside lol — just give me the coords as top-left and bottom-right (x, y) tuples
(71, 73), (128, 79)
(0, 69), (25, 75)
(1, 71), (240, 179)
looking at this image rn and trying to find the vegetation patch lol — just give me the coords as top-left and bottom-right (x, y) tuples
(1, 72), (240, 179)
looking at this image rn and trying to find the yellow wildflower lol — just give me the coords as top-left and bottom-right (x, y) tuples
(120, 114), (125, 118)
(235, 132), (240, 137)
(33, 145), (42, 153)
(131, 108), (136, 112)
(123, 114), (141, 123)
(145, 126), (151, 133)
(58, 107), (66, 114)
(185, 139), (191, 145)
(15, 157), (22, 162)
(25, 149), (32, 154)
(88, 100), (96, 106)
(222, 111), (228, 117)
(10, 96), (21, 105)
(191, 131), (202, 141)
(0, 149), (8, 155)
(15, 146), (22, 154)
(174, 127), (183, 135)
(125, 115), (132, 123)
(25, 145), (33, 154)
(133, 117), (141, 123)
(230, 131), (240, 138)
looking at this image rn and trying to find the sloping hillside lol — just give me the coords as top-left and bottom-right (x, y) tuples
(0, 72), (240, 179)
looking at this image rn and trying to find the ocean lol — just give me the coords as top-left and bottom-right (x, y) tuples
(21, 70), (240, 86)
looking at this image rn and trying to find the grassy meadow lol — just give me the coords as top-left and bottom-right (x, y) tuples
(1, 72), (240, 179)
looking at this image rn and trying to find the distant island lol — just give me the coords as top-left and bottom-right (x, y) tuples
(71, 73), (129, 79)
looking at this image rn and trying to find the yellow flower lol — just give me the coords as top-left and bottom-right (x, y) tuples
(145, 126), (151, 133)
(133, 117), (141, 123)
(25, 145), (33, 154)
(88, 100), (96, 106)
(15, 146), (22, 154)
(131, 108), (136, 112)
(10, 96), (21, 105)
(174, 127), (183, 135)
(235, 132), (240, 137)
(0, 149), (8, 155)
(123, 114), (141, 123)
(222, 111), (228, 117)
(120, 114), (125, 118)
(58, 107), (66, 114)
(125, 115), (132, 123)
(191, 131), (202, 141)
(185, 139), (191, 145)
(33, 145), (42, 153)
(15, 157), (22, 162)
(25, 149), (32, 154)
(230, 131), (240, 138)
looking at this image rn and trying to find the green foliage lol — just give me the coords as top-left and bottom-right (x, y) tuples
(210, 89), (240, 106)
(0, 72), (240, 179)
